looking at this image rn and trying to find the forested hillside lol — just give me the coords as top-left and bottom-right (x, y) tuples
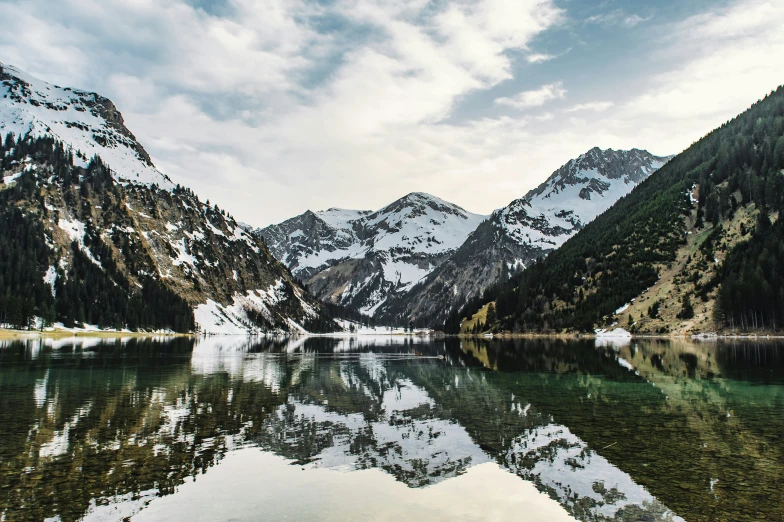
(0, 135), (193, 330)
(0, 134), (339, 333)
(447, 86), (784, 335)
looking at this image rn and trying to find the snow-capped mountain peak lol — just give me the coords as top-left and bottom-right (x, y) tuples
(316, 208), (372, 230)
(0, 62), (172, 188)
(497, 147), (672, 249)
(257, 193), (488, 315)
(364, 192), (487, 254)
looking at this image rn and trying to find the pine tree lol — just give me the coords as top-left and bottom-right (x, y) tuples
(677, 295), (695, 320)
(486, 303), (497, 326)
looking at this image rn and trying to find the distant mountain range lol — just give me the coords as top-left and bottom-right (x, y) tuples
(257, 192), (487, 316)
(382, 147), (672, 325)
(261, 148), (671, 326)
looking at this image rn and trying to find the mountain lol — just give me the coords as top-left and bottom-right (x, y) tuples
(0, 62), (339, 334)
(455, 85), (784, 335)
(378, 148), (672, 326)
(257, 192), (487, 316)
(0, 63), (171, 188)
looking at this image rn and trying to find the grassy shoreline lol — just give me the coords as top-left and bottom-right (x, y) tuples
(0, 328), (194, 341)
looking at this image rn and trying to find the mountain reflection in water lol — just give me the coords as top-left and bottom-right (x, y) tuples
(1, 336), (782, 521)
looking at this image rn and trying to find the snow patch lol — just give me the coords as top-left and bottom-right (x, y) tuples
(43, 265), (57, 296)
(170, 238), (197, 267)
(2, 171), (24, 184)
(595, 327), (632, 338)
(615, 303), (630, 315)
(194, 300), (251, 335)
(194, 281), (303, 335)
(595, 328), (632, 348)
(57, 218), (102, 267)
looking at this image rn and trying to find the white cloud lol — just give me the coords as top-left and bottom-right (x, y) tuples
(0, 0), (782, 228)
(434, 0), (562, 83)
(526, 53), (555, 64)
(0, 0), (566, 224)
(0, 0), (323, 98)
(495, 82), (566, 110)
(566, 102), (614, 112)
(585, 10), (650, 28)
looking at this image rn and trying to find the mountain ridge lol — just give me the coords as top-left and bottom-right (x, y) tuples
(0, 62), (172, 188)
(374, 147), (672, 326)
(260, 149), (671, 327)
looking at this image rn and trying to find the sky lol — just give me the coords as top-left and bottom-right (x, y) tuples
(1, 0), (783, 227)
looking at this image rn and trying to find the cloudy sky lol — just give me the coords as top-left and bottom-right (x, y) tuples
(1, 0), (782, 226)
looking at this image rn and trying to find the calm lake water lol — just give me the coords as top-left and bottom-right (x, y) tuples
(1, 336), (782, 521)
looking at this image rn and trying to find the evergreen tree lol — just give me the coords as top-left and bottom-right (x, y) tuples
(677, 295), (695, 320)
(486, 303), (497, 327)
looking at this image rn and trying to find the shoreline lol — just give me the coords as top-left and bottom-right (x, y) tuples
(3, 328), (783, 343)
(0, 328), (194, 341)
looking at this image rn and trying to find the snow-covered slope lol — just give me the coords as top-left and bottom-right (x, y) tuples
(0, 62), (172, 188)
(381, 148), (672, 326)
(258, 192), (488, 315)
(496, 147), (670, 251)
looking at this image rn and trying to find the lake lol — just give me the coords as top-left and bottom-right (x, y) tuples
(0, 336), (782, 521)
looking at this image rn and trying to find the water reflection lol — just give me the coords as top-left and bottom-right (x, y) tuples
(0, 336), (782, 521)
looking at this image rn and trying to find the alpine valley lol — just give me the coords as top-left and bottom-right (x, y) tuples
(260, 82), (784, 338)
(2, 61), (783, 338)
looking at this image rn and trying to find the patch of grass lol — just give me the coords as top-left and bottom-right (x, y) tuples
(0, 328), (191, 340)
(461, 302), (493, 333)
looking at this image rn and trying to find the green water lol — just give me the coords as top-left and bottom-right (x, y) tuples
(0, 336), (782, 521)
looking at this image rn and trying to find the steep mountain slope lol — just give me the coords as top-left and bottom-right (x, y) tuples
(381, 148), (671, 326)
(0, 63), (338, 334)
(457, 86), (784, 335)
(257, 192), (487, 315)
(0, 63), (171, 187)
